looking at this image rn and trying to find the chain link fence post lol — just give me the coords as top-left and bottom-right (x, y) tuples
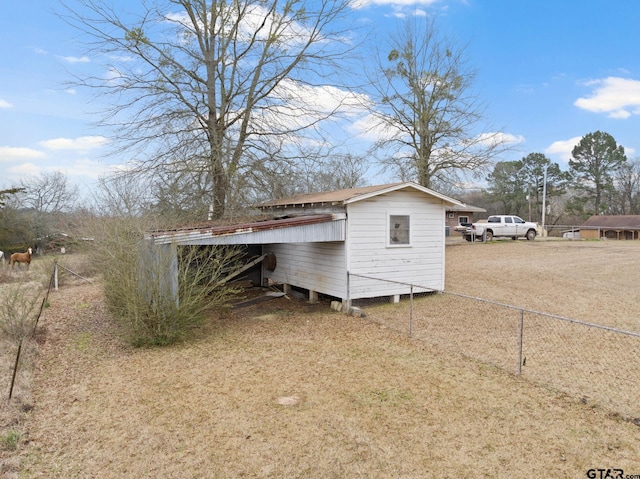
(517, 309), (524, 375)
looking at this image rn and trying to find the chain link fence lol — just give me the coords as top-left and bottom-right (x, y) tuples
(348, 272), (640, 421)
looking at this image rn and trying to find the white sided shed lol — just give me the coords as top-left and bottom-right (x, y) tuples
(258, 182), (462, 303)
(145, 182), (463, 305)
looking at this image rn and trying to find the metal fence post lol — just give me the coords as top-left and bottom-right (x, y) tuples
(8, 340), (23, 401)
(346, 271), (351, 311)
(409, 285), (413, 337)
(517, 309), (524, 375)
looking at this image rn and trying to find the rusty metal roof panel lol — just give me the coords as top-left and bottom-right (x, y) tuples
(146, 214), (346, 245)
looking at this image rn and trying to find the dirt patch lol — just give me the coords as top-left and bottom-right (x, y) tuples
(5, 242), (640, 477)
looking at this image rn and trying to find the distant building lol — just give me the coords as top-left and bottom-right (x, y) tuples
(580, 215), (640, 240)
(445, 204), (487, 234)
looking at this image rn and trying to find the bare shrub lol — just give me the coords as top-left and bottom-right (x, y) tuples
(0, 284), (40, 343)
(83, 216), (244, 346)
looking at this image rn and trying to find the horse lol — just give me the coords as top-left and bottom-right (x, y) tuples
(10, 247), (32, 271)
(0, 251), (4, 264)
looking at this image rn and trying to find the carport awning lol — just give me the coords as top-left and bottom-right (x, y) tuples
(145, 214), (346, 245)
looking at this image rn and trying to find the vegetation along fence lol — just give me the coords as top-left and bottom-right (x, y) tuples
(3, 260), (92, 402)
(3, 262), (56, 402)
(348, 272), (640, 422)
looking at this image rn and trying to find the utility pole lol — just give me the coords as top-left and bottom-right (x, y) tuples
(541, 165), (548, 237)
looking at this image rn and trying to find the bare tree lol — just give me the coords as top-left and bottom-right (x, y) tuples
(62, 0), (357, 219)
(368, 17), (507, 189)
(92, 171), (154, 218)
(306, 154), (368, 192)
(18, 171), (79, 214)
(608, 159), (640, 214)
(13, 171), (80, 246)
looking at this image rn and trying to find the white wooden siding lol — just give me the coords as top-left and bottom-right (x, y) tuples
(262, 189), (447, 301)
(263, 242), (347, 299)
(346, 190), (445, 298)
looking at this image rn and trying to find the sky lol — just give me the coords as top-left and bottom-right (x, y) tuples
(2, 0), (640, 196)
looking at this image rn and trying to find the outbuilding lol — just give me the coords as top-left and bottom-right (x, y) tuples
(145, 182), (464, 307)
(580, 215), (640, 240)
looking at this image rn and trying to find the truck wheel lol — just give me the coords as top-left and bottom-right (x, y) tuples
(485, 230), (493, 241)
(464, 235), (472, 242)
(526, 229), (536, 241)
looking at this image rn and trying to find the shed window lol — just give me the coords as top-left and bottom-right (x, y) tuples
(458, 216), (469, 225)
(389, 215), (410, 245)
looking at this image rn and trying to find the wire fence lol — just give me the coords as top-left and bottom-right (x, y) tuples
(3, 260), (92, 402)
(3, 261), (56, 402)
(348, 272), (640, 422)
(447, 223), (640, 240)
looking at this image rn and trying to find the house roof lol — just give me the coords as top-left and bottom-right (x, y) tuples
(582, 215), (640, 229)
(447, 204), (486, 213)
(146, 182), (464, 246)
(256, 182), (465, 209)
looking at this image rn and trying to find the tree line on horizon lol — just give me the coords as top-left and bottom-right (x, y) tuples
(1, 1), (638, 250)
(458, 130), (636, 226)
(1, 128), (636, 252)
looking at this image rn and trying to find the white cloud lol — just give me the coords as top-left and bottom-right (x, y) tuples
(478, 132), (525, 147)
(65, 89), (77, 95)
(546, 136), (582, 161)
(39, 136), (108, 151)
(574, 77), (640, 119)
(61, 55), (90, 64)
(63, 158), (110, 179)
(250, 80), (371, 137)
(7, 162), (40, 176)
(349, 113), (391, 142)
(0, 146), (46, 162)
(277, 80), (370, 115)
(0, 99), (13, 109)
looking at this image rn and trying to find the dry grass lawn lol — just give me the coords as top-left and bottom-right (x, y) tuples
(2, 240), (640, 478)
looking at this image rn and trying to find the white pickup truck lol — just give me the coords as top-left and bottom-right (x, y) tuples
(462, 215), (539, 242)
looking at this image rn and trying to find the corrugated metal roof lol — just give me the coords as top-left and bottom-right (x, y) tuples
(256, 181), (464, 208)
(582, 215), (640, 228)
(146, 214), (345, 245)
